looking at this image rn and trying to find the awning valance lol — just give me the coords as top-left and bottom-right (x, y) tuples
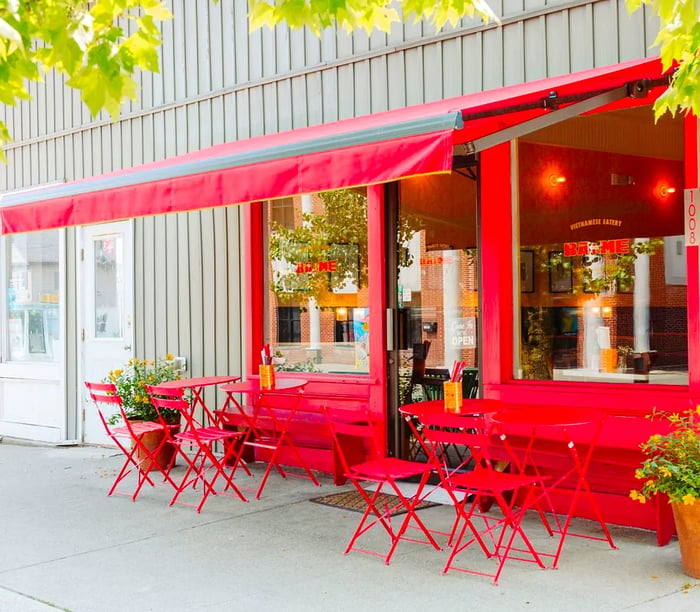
(0, 56), (666, 234)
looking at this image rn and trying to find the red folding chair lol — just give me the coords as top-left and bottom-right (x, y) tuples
(323, 406), (442, 565)
(147, 384), (250, 512)
(237, 383), (320, 499)
(84, 381), (179, 501)
(418, 411), (551, 584)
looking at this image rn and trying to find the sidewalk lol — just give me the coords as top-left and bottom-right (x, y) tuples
(0, 440), (698, 612)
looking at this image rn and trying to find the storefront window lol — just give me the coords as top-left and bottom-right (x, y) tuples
(515, 108), (687, 385)
(265, 189), (370, 374)
(397, 172), (479, 404)
(6, 231), (61, 362)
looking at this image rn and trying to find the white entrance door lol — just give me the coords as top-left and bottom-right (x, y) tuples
(79, 221), (134, 445)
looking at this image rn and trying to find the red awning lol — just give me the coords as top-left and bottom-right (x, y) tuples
(0, 56), (665, 234)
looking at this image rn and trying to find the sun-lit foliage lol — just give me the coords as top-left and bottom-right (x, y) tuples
(248, 0), (500, 36)
(626, 0), (700, 119)
(0, 0), (171, 158)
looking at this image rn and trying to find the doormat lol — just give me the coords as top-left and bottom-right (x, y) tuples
(310, 490), (439, 515)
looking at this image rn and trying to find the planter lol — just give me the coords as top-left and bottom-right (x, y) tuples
(131, 425), (179, 472)
(671, 502), (700, 578)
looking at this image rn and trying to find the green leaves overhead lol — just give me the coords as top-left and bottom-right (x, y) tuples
(248, 0), (499, 36)
(626, 0), (700, 119)
(0, 0), (171, 158)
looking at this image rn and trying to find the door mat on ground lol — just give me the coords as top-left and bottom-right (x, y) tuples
(310, 490), (439, 514)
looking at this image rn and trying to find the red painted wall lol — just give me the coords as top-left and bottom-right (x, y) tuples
(519, 142), (684, 245)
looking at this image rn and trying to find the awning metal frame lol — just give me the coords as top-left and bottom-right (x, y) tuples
(455, 73), (672, 157)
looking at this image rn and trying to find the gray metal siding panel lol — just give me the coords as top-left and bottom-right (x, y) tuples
(290, 77), (307, 129)
(593, 1), (620, 67)
(387, 53), (407, 110)
(546, 11), (571, 77)
(504, 21), (526, 86)
(524, 16), (547, 82)
(423, 44), (443, 103)
(442, 38), (463, 99)
(482, 26), (504, 90)
(164, 214), (181, 354)
(405, 48), (425, 106)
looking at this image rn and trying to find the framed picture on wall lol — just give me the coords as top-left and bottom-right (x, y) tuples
(549, 251), (573, 293)
(520, 250), (535, 293)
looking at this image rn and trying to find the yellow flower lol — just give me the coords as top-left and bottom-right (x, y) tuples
(630, 490), (646, 503)
(659, 466), (672, 478)
(165, 353), (174, 361)
(682, 494), (696, 505)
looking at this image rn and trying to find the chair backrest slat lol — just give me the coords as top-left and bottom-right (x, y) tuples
(85, 381), (122, 405)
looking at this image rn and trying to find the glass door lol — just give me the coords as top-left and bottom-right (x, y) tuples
(390, 171), (480, 459)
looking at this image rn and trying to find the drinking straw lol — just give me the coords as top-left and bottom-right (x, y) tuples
(450, 360), (467, 382)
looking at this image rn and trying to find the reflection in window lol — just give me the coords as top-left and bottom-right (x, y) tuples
(397, 172), (479, 404)
(515, 109), (687, 385)
(265, 189), (369, 373)
(6, 231), (60, 362)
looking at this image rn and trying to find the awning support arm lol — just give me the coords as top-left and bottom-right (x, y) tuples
(460, 85), (630, 156)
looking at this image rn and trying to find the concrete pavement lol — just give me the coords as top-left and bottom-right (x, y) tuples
(1, 440), (699, 611)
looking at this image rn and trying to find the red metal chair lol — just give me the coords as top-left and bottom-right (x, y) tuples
(147, 384), (250, 512)
(417, 411), (551, 584)
(84, 381), (179, 501)
(323, 405), (442, 565)
(240, 383), (321, 499)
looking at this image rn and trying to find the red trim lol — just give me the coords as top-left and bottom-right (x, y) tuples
(480, 143), (513, 388)
(245, 202), (265, 375)
(367, 185), (387, 451)
(685, 115), (700, 390)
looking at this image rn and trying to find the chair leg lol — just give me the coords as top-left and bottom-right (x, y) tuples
(107, 436), (157, 501)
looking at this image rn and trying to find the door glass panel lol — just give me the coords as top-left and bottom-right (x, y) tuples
(6, 231), (60, 362)
(397, 172), (479, 408)
(93, 237), (123, 339)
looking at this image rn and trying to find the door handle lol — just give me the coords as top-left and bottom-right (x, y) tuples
(123, 345), (132, 351)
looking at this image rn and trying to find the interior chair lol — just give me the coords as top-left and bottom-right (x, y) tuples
(461, 368), (479, 399)
(323, 405), (442, 565)
(402, 340), (431, 404)
(418, 411), (551, 584)
(238, 385), (320, 499)
(147, 384), (250, 513)
(84, 381), (179, 501)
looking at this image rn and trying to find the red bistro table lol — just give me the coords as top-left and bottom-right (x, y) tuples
(399, 398), (504, 462)
(219, 377), (317, 498)
(155, 375), (240, 426)
(399, 398), (505, 419)
(490, 405), (618, 568)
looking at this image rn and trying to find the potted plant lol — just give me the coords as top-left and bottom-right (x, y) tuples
(630, 406), (700, 578)
(617, 344), (634, 371)
(105, 354), (181, 469)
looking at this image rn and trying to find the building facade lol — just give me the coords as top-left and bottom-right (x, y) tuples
(0, 1), (695, 536)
